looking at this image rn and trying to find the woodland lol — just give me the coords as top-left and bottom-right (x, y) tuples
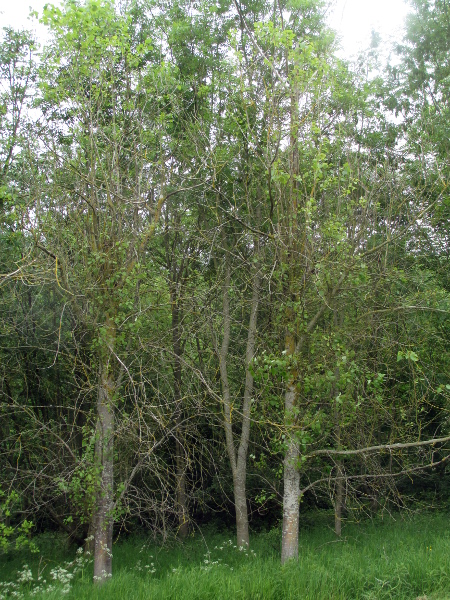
(0, 0), (449, 591)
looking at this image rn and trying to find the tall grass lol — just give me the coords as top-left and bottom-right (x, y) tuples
(1, 512), (449, 599)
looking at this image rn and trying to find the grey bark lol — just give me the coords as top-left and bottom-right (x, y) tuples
(280, 270), (352, 560)
(93, 318), (115, 584)
(171, 290), (189, 539)
(332, 353), (344, 536)
(335, 471), (344, 537)
(281, 382), (300, 563)
(333, 389), (344, 536)
(281, 40), (301, 563)
(217, 249), (260, 547)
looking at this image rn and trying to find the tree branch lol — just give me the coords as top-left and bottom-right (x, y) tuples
(308, 435), (450, 458)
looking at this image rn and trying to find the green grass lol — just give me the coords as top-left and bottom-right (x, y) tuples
(1, 512), (449, 599)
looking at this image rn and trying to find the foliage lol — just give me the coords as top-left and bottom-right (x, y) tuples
(0, 489), (37, 554)
(0, 0), (449, 583)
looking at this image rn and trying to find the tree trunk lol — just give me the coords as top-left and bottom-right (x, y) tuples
(233, 470), (249, 547)
(93, 317), (115, 584)
(175, 436), (188, 539)
(171, 288), (189, 540)
(281, 38), (301, 564)
(218, 248), (260, 548)
(281, 381), (300, 563)
(218, 262), (246, 545)
(334, 467), (344, 537)
(333, 363), (344, 536)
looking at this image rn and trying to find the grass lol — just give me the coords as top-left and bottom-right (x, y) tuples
(1, 511), (449, 599)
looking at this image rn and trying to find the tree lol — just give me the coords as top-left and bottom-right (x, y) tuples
(33, 0), (194, 581)
(0, 0), (448, 577)
(252, 0), (448, 561)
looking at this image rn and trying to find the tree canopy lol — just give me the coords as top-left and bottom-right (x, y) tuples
(0, 0), (449, 582)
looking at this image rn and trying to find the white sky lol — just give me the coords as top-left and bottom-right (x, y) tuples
(1, 0), (409, 57)
(328, 0), (409, 58)
(0, 0), (49, 40)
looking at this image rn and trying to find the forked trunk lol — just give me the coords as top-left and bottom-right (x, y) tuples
(218, 248), (259, 548)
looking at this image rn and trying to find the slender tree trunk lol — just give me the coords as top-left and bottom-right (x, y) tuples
(281, 380), (300, 563)
(233, 470), (249, 547)
(333, 363), (344, 536)
(218, 249), (260, 548)
(175, 433), (188, 539)
(93, 316), (115, 584)
(281, 39), (301, 563)
(334, 466), (344, 537)
(171, 294), (189, 539)
(218, 262), (245, 544)
(334, 391), (344, 537)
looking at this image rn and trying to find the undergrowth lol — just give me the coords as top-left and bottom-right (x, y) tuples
(0, 511), (449, 600)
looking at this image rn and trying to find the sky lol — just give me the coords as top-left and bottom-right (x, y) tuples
(328, 0), (409, 58)
(1, 0), (410, 57)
